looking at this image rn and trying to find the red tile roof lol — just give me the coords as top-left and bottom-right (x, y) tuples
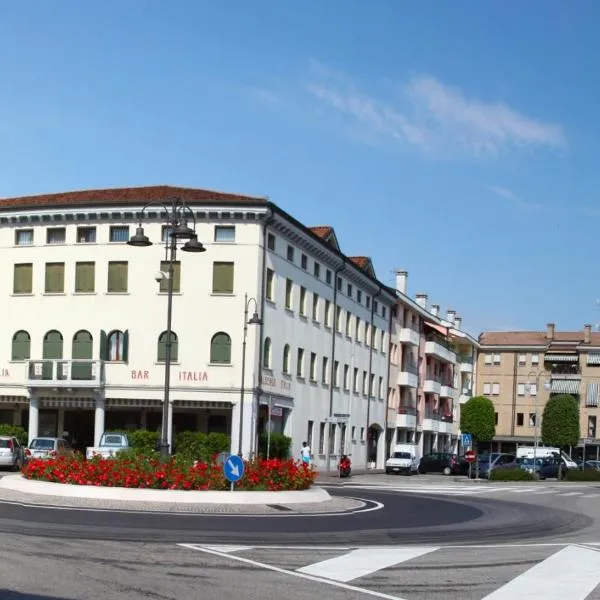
(0, 185), (267, 210)
(349, 256), (370, 269)
(480, 330), (600, 346)
(309, 226), (334, 239)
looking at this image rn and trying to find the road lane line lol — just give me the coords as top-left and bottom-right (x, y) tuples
(558, 492), (584, 496)
(481, 545), (600, 599)
(296, 546), (438, 582)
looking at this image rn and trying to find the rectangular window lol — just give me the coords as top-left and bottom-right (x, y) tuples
(357, 290), (362, 303)
(312, 293), (319, 321)
(365, 324), (370, 345)
(161, 226), (173, 242)
(46, 227), (66, 244)
(333, 361), (340, 387)
(287, 245), (295, 262)
(382, 306), (387, 319)
(381, 331), (386, 353)
(493, 354), (501, 365)
(296, 348), (304, 377)
(214, 226), (235, 242)
(370, 374), (375, 396)
(75, 262), (95, 293)
(355, 317), (360, 341)
(310, 352), (317, 381)
(325, 300), (331, 327)
(328, 423), (336, 455)
(517, 383), (525, 396)
(379, 376), (383, 399)
(314, 262), (320, 278)
(484, 354), (492, 365)
(285, 279), (293, 309)
(529, 413), (537, 427)
(326, 269), (332, 285)
(518, 354), (527, 366)
(345, 313), (351, 337)
(307, 420), (314, 448)
(301, 254), (308, 269)
(343, 365), (349, 390)
(319, 422), (325, 454)
(45, 262), (65, 293)
(366, 296), (371, 309)
(529, 383), (537, 396)
(160, 261), (181, 293)
(13, 263), (33, 294)
(336, 276), (342, 291)
(109, 226), (129, 242)
(335, 305), (342, 332)
(266, 269), (275, 301)
(516, 413), (524, 426)
(495, 412), (499, 426)
(107, 261), (128, 293)
(77, 226), (96, 243)
(299, 287), (307, 316)
(322, 357), (329, 384)
(483, 382), (491, 395)
(15, 229), (33, 245)
(347, 283), (352, 296)
(531, 354), (539, 365)
(353, 368), (359, 392)
(212, 262), (234, 294)
(492, 382), (500, 395)
(362, 371), (368, 395)
(267, 233), (275, 251)
(588, 416), (597, 438)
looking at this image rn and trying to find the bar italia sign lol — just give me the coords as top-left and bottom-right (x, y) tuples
(130, 369), (208, 382)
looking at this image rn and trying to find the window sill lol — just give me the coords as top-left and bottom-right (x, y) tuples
(105, 292), (130, 295)
(208, 362), (233, 367)
(11, 293), (34, 297)
(266, 299), (276, 306)
(296, 376), (305, 382)
(299, 314), (308, 321)
(263, 368), (274, 373)
(73, 292), (97, 296)
(43, 292), (66, 296)
(76, 241), (98, 245)
(45, 242), (67, 247)
(104, 361), (129, 364)
(285, 308), (294, 315)
(157, 292), (183, 296)
(210, 292), (235, 297)
(154, 361), (181, 366)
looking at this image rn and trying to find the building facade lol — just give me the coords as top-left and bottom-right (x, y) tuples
(0, 186), (395, 468)
(477, 323), (600, 460)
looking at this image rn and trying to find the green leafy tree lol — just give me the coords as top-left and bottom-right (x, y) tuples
(541, 394), (580, 448)
(460, 395), (496, 443)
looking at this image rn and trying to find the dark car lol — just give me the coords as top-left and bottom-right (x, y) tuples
(519, 457), (563, 480)
(473, 452), (519, 479)
(418, 452), (468, 476)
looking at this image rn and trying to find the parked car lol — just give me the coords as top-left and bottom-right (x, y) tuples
(0, 436), (24, 471)
(580, 460), (600, 471)
(473, 452), (519, 479)
(25, 437), (72, 462)
(519, 456), (564, 480)
(418, 452), (468, 476)
(385, 444), (420, 475)
(86, 432), (130, 460)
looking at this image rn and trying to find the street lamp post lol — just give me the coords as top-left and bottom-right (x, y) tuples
(127, 197), (206, 459)
(238, 293), (261, 457)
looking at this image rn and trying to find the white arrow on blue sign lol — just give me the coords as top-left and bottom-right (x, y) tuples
(223, 454), (245, 483)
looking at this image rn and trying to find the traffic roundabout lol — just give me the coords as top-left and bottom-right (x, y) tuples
(0, 475), (591, 546)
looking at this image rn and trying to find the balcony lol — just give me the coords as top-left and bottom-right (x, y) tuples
(458, 354), (473, 373)
(550, 364), (582, 380)
(440, 383), (455, 398)
(423, 372), (441, 395)
(397, 362), (418, 388)
(423, 406), (440, 431)
(459, 388), (472, 403)
(398, 326), (420, 346)
(396, 405), (417, 429)
(425, 334), (456, 364)
(26, 359), (104, 388)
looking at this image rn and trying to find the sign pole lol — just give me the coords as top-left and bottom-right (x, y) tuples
(266, 395), (272, 459)
(230, 481), (234, 493)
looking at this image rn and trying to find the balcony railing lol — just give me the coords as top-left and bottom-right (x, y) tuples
(425, 371), (442, 383)
(398, 405), (417, 416)
(458, 353), (473, 364)
(424, 406), (441, 420)
(401, 362), (418, 375)
(26, 359), (104, 387)
(426, 333), (455, 352)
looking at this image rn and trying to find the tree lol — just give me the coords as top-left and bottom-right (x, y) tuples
(460, 395), (496, 443)
(541, 394), (580, 448)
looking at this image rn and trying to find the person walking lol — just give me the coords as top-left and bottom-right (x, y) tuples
(300, 441), (312, 465)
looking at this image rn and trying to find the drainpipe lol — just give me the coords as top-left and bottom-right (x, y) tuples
(383, 298), (394, 460)
(326, 260), (346, 473)
(253, 208), (274, 457)
(510, 351), (517, 439)
(365, 285), (382, 469)
(414, 315), (423, 454)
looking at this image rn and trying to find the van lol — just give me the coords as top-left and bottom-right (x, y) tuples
(516, 446), (578, 470)
(385, 444), (420, 475)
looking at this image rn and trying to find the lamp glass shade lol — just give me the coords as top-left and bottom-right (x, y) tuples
(171, 220), (195, 240)
(248, 311), (262, 325)
(181, 235), (206, 253)
(127, 226), (152, 247)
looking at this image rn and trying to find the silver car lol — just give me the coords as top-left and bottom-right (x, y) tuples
(25, 437), (71, 461)
(0, 436), (24, 470)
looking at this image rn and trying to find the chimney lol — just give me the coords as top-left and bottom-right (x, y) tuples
(395, 270), (408, 294)
(430, 304), (440, 317)
(446, 309), (456, 324)
(546, 322), (555, 340)
(454, 316), (462, 330)
(415, 293), (428, 309)
(584, 323), (592, 344)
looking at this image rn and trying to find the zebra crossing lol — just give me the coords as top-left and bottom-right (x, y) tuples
(181, 542), (600, 599)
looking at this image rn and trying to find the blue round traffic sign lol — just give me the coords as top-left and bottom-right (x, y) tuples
(223, 454), (245, 483)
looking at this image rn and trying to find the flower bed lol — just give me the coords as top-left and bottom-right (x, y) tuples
(22, 454), (317, 491)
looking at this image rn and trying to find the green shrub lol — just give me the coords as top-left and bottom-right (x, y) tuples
(0, 424), (28, 446)
(127, 430), (160, 453)
(489, 468), (536, 481)
(565, 468), (600, 482)
(174, 431), (230, 462)
(258, 432), (292, 459)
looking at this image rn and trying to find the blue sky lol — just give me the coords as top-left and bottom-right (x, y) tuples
(1, 1), (598, 335)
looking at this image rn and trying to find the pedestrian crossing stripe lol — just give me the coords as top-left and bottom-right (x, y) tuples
(180, 543), (600, 600)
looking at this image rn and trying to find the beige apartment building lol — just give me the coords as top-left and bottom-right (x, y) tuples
(477, 323), (600, 460)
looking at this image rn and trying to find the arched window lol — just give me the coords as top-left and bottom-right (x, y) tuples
(157, 331), (179, 363)
(43, 330), (63, 359)
(210, 332), (231, 364)
(11, 331), (30, 361)
(72, 330), (93, 360)
(263, 337), (272, 369)
(107, 330), (127, 362)
(282, 344), (290, 374)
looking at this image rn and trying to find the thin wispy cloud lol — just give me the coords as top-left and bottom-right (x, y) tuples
(305, 62), (567, 158)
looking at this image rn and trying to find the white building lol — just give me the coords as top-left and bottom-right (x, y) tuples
(0, 186), (395, 468)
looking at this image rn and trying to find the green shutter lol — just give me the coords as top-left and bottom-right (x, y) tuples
(160, 261), (181, 293)
(11, 331), (30, 361)
(75, 262), (95, 293)
(122, 329), (129, 362)
(43, 331), (63, 359)
(212, 262), (234, 293)
(157, 333), (166, 362)
(171, 334), (179, 362)
(210, 333), (231, 363)
(13, 264), (33, 294)
(108, 261), (128, 293)
(99, 330), (108, 360)
(45, 263), (65, 293)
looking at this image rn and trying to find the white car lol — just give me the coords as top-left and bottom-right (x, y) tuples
(385, 444), (420, 475)
(0, 436), (24, 470)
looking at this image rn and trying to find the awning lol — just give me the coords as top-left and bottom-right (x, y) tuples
(424, 321), (448, 336)
(544, 353), (579, 363)
(40, 397), (96, 409)
(587, 383), (600, 407)
(551, 379), (580, 394)
(587, 353), (600, 365)
(0, 396), (28, 404)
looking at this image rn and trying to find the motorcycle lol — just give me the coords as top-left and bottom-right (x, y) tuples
(338, 454), (352, 478)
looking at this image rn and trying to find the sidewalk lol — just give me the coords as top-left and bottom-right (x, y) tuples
(315, 468), (385, 482)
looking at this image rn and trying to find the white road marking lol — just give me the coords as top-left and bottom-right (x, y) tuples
(481, 545), (600, 599)
(180, 543), (407, 600)
(202, 545), (251, 553)
(558, 492), (584, 496)
(296, 546), (438, 582)
(582, 494), (600, 498)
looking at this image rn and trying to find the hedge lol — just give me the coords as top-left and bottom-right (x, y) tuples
(0, 424), (28, 446)
(565, 468), (600, 482)
(174, 431), (231, 462)
(489, 468), (537, 481)
(258, 432), (292, 459)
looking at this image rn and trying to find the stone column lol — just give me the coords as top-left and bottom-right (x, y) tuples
(94, 396), (105, 447)
(28, 395), (39, 445)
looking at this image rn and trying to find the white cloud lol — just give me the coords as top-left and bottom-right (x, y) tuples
(306, 64), (567, 158)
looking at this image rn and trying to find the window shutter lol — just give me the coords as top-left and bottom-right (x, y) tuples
(157, 333), (166, 362)
(212, 262), (234, 293)
(99, 330), (108, 360)
(108, 262), (128, 293)
(160, 261), (181, 293)
(122, 330), (129, 362)
(76, 262), (95, 293)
